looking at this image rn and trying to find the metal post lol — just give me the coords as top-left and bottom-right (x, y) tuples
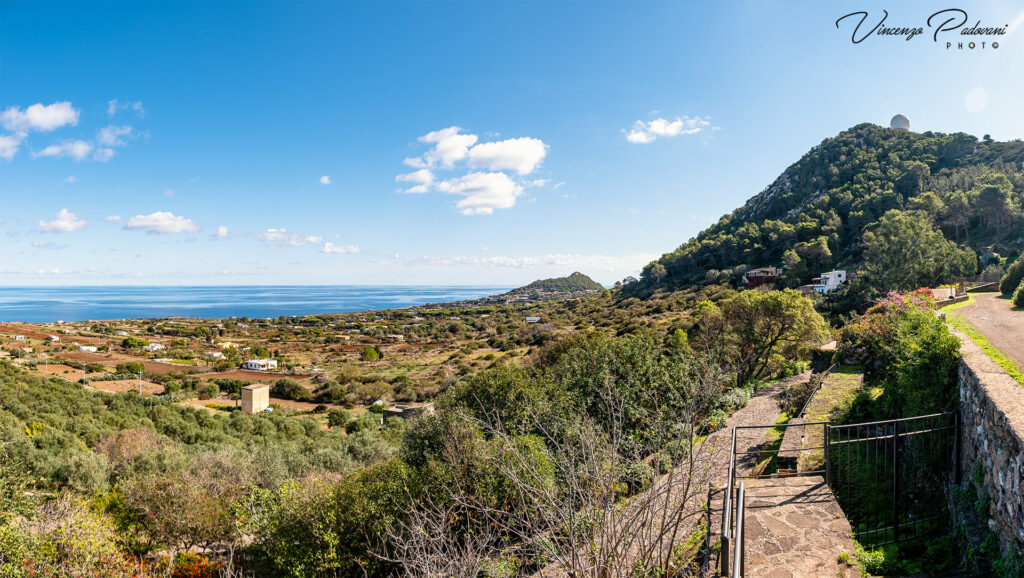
(721, 427), (737, 576)
(824, 423), (831, 487)
(950, 413), (957, 507)
(893, 420), (900, 544)
(138, 370), (143, 395)
(733, 482), (746, 577)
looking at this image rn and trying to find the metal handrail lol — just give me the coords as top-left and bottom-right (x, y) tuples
(732, 482), (746, 577)
(721, 427), (737, 576)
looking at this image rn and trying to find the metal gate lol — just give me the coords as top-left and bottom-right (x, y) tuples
(826, 412), (957, 548)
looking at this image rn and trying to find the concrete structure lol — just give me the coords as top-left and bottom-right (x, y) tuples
(115, 331), (129, 337)
(13, 335), (25, 341)
(241, 383), (271, 414)
(144, 343), (165, 352)
(890, 114), (910, 131)
(46, 335), (60, 342)
(525, 316), (541, 323)
(812, 270), (847, 294)
(78, 345), (98, 353)
(242, 358), (278, 371)
(741, 267), (780, 289)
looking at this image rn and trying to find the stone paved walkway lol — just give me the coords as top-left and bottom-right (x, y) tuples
(738, 476), (860, 578)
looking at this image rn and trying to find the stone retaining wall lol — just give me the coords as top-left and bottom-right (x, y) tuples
(954, 328), (1024, 552)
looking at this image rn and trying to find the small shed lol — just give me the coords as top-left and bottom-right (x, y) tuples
(241, 383), (271, 414)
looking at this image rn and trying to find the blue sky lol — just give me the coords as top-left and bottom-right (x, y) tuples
(2, 0), (1023, 286)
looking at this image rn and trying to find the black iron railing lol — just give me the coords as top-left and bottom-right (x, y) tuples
(716, 411), (957, 574)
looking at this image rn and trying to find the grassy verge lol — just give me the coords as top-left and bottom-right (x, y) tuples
(754, 411), (792, 476)
(947, 314), (1024, 387)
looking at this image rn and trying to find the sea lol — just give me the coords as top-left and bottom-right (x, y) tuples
(0, 285), (511, 323)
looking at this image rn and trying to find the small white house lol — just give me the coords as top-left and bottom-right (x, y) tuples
(46, 335), (60, 342)
(205, 351), (224, 359)
(13, 335), (26, 341)
(242, 359), (278, 371)
(813, 270), (848, 294)
(114, 331), (129, 337)
(78, 345), (98, 353)
(525, 316), (541, 323)
(144, 343), (166, 352)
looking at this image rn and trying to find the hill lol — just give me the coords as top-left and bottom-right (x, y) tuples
(637, 123), (1024, 300)
(510, 271), (604, 294)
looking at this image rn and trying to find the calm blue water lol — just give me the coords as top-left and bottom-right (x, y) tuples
(0, 286), (511, 323)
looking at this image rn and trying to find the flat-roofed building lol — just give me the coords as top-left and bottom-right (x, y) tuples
(241, 383), (271, 414)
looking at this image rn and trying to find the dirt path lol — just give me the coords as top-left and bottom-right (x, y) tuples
(951, 292), (1024, 369)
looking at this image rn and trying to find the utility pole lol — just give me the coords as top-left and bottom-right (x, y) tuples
(138, 370), (143, 395)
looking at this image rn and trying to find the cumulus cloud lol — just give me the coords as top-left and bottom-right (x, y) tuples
(319, 175), (331, 185)
(212, 225), (229, 240)
(467, 137), (548, 175)
(419, 126), (478, 168)
(0, 134), (22, 160)
(321, 242), (359, 254)
(33, 140), (93, 161)
(39, 208), (87, 233)
(97, 124), (133, 146)
(256, 228), (322, 247)
(1, 102), (79, 132)
(399, 127), (550, 214)
(107, 99), (145, 117)
(435, 172), (524, 216)
(124, 211), (200, 234)
(625, 116), (711, 143)
(395, 168), (434, 194)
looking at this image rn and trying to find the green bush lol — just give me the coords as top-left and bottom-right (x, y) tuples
(1000, 256), (1024, 295)
(272, 378), (312, 401)
(114, 362), (145, 374)
(1014, 283), (1024, 309)
(196, 382), (219, 400)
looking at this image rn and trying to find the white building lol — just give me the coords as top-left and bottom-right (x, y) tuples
(144, 343), (166, 352)
(813, 270), (848, 294)
(78, 345), (98, 353)
(242, 359), (278, 371)
(205, 351), (224, 359)
(13, 335), (26, 341)
(46, 335), (60, 342)
(525, 316), (541, 323)
(115, 331), (129, 337)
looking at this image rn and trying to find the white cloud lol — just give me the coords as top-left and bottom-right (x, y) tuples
(212, 225), (229, 240)
(0, 134), (22, 160)
(965, 87), (989, 114)
(420, 126), (478, 168)
(409, 252), (657, 273)
(64, 176), (76, 183)
(1, 102), (79, 132)
(31, 240), (68, 250)
(39, 208), (87, 233)
(319, 175), (331, 185)
(256, 228), (322, 246)
(403, 156), (427, 168)
(107, 99), (145, 117)
(625, 116), (711, 143)
(395, 168), (434, 194)
(124, 211), (200, 234)
(467, 137), (548, 175)
(92, 148), (115, 162)
(321, 242), (359, 254)
(164, 189), (175, 197)
(435, 171), (523, 215)
(97, 124), (133, 146)
(104, 215), (122, 222)
(33, 140), (93, 161)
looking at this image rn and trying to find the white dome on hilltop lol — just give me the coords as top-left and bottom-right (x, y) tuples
(890, 114), (910, 131)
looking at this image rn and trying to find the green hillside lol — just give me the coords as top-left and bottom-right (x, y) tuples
(510, 271), (604, 294)
(638, 123), (1024, 299)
